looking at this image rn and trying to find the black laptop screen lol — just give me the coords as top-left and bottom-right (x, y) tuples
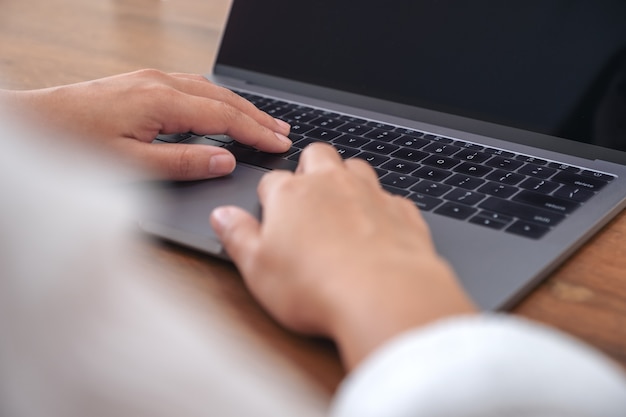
(216, 1), (626, 150)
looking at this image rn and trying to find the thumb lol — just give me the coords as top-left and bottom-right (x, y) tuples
(210, 206), (261, 269)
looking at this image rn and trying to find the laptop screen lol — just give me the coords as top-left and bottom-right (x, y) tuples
(216, 1), (626, 151)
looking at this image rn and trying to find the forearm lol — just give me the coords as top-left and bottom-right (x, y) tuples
(0, 87), (66, 130)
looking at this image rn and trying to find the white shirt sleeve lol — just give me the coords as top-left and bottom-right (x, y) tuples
(331, 315), (626, 417)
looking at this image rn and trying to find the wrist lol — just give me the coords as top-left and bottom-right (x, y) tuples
(326, 258), (476, 370)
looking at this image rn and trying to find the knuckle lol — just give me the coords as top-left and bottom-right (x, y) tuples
(215, 101), (240, 125)
(173, 147), (196, 178)
(133, 68), (168, 80)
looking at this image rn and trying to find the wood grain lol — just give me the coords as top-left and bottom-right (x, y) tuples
(2, 0), (625, 393)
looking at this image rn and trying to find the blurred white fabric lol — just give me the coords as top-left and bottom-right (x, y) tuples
(0, 107), (329, 417)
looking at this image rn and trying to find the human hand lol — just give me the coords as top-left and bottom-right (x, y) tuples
(8, 69), (291, 180)
(210, 143), (476, 369)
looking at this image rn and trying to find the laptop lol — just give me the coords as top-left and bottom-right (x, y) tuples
(140, 0), (626, 310)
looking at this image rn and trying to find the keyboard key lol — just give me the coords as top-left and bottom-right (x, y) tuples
(580, 170), (615, 182)
(411, 180), (452, 197)
(337, 123), (373, 135)
(518, 164), (557, 179)
(391, 148), (429, 163)
(181, 136), (229, 146)
(380, 173), (420, 189)
(339, 115), (368, 124)
(478, 197), (566, 227)
(290, 123), (315, 135)
(382, 184), (410, 196)
(423, 142), (461, 156)
(443, 189), (486, 205)
(515, 155), (548, 165)
(310, 117), (345, 129)
(307, 127), (342, 141)
(380, 160), (420, 174)
(293, 137), (325, 149)
(262, 104), (291, 118)
(203, 134), (234, 144)
(334, 135), (370, 148)
(519, 178), (559, 194)
(227, 145), (298, 171)
(552, 171), (609, 191)
(454, 141), (485, 151)
(413, 166), (452, 182)
(335, 146), (360, 159)
(421, 155), (460, 170)
(486, 169), (525, 185)
(434, 202), (478, 220)
(485, 156), (524, 171)
(512, 190), (580, 214)
(366, 121), (395, 131)
(428, 135), (455, 144)
(362, 141), (400, 155)
(287, 150), (302, 162)
(454, 149), (490, 163)
(506, 220), (550, 239)
(453, 162), (492, 177)
(476, 210), (514, 223)
(553, 185), (595, 203)
(485, 148), (516, 158)
(156, 132), (192, 143)
(407, 193), (443, 211)
(311, 109), (342, 119)
(283, 110), (317, 123)
(374, 168), (388, 178)
(364, 129), (402, 141)
(477, 182), (519, 199)
(469, 215), (508, 230)
(288, 132), (304, 142)
(393, 136), (430, 149)
(395, 128), (425, 137)
(356, 151), (390, 167)
(444, 174), (485, 190)
(547, 162), (580, 173)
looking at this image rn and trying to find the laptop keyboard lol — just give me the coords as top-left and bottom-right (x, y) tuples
(156, 90), (616, 240)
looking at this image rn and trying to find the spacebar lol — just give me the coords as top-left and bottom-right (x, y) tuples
(228, 146), (298, 171)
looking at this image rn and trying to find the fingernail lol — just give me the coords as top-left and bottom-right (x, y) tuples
(274, 118), (291, 132)
(211, 206), (234, 231)
(209, 154), (235, 175)
(275, 132), (292, 146)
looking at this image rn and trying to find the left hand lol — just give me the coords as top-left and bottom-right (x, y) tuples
(7, 69), (292, 180)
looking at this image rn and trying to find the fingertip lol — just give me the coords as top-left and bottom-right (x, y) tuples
(208, 152), (236, 176)
(274, 118), (291, 135)
(274, 132), (293, 150)
(210, 205), (260, 265)
(210, 205), (238, 237)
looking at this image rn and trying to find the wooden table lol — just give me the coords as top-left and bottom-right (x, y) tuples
(2, 0), (626, 395)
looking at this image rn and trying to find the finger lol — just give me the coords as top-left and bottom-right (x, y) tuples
(296, 143), (345, 174)
(167, 73), (291, 136)
(210, 206), (261, 272)
(345, 157), (381, 185)
(157, 92), (291, 153)
(257, 169), (294, 206)
(113, 139), (236, 180)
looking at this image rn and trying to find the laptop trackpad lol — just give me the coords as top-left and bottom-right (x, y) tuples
(139, 164), (266, 256)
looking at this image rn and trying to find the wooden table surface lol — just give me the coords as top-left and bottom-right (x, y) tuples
(2, 0), (626, 394)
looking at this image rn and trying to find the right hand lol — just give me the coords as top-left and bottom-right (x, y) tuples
(210, 143), (476, 369)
